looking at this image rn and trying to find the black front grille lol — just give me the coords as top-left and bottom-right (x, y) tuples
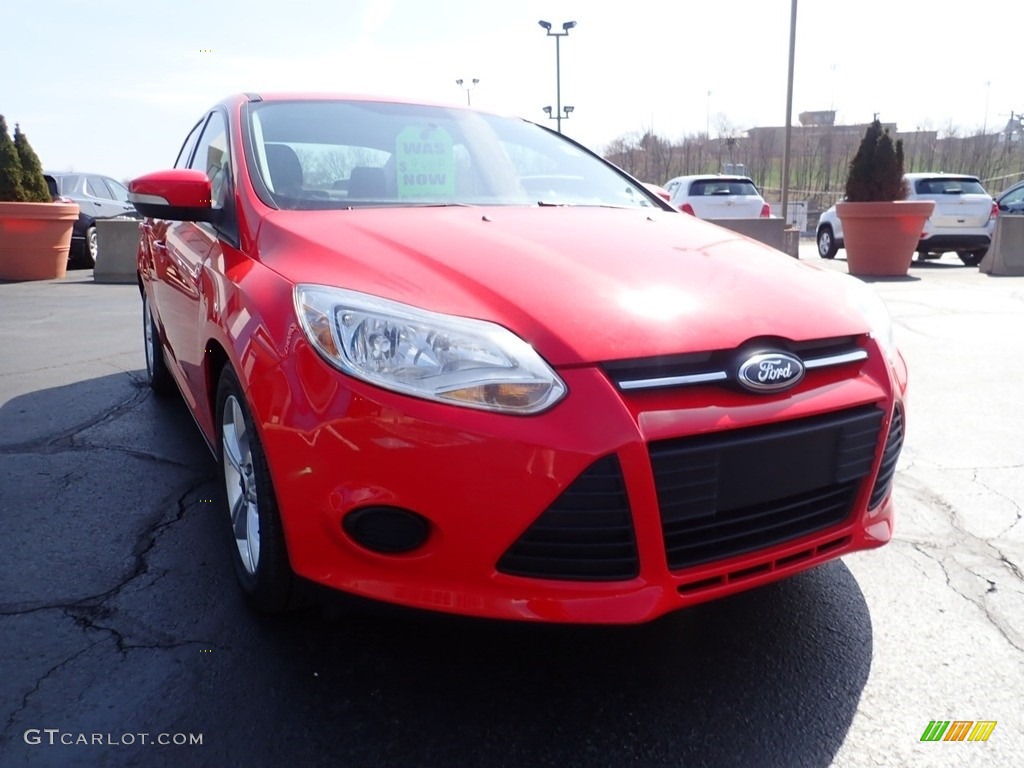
(497, 455), (638, 581)
(603, 335), (863, 391)
(651, 406), (884, 570)
(869, 406), (904, 508)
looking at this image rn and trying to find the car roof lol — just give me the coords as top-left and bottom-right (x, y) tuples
(666, 174), (755, 183)
(43, 170), (120, 179)
(904, 172), (982, 181)
(213, 91), (514, 121)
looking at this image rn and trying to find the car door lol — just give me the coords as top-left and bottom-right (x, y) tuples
(997, 182), (1024, 214)
(102, 177), (138, 218)
(150, 110), (231, 414)
(84, 176), (123, 221)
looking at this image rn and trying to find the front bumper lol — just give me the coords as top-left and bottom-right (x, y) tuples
(252, 337), (906, 624)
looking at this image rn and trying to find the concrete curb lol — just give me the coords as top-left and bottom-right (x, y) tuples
(94, 219), (141, 284)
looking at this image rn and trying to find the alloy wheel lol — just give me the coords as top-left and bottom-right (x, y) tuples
(221, 395), (261, 575)
(143, 298), (153, 378)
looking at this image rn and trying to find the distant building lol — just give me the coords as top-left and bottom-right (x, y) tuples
(798, 110), (835, 127)
(745, 120), (899, 146)
(1002, 114), (1023, 142)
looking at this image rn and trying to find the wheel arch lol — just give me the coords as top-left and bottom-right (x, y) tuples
(205, 338), (232, 442)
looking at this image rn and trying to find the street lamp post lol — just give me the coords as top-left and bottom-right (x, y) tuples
(538, 20), (576, 133)
(542, 105), (575, 127)
(984, 80), (991, 134)
(781, 0), (797, 226)
(455, 78), (479, 106)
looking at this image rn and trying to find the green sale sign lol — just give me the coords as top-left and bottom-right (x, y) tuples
(395, 126), (455, 198)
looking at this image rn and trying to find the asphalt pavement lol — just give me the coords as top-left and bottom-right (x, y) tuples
(1, 243), (1022, 768)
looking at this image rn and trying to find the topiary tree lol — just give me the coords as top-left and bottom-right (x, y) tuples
(0, 115), (26, 202)
(844, 119), (908, 202)
(13, 123), (52, 202)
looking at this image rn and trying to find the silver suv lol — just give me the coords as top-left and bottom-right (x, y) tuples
(816, 173), (997, 266)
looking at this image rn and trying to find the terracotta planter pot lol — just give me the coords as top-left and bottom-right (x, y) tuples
(0, 201), (79, 281)
(836, 200), (935, 277)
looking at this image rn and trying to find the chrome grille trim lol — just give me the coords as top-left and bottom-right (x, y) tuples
(803, 350), (869, 369)
(608, 342), (867, 392)
(618, 371), (729, 390)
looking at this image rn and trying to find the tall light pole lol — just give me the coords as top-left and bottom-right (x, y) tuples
(455, 78), (479, 106)
(983, 80), (991, 134)
(538, 20), (576, 133)
(780, 0), (797, 227)
(705, 89), (712, 171)
(706, 90), (711, 140)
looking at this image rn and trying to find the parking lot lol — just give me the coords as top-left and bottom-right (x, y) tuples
(1, 243), (1022, 767)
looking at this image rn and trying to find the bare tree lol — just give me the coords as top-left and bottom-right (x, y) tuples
(601, 113), (1024, 204)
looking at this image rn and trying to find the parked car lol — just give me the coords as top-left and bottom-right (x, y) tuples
(817, 172), (997, 265)
(642, 182), (671, 202)
(995, 178), (1024, 215)
(132, 92), (906, 622)
(662, 174), (771, 218)
(44, 171), (138, 267)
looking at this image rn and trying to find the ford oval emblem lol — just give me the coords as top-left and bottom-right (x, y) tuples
(737, 352), (805, 393)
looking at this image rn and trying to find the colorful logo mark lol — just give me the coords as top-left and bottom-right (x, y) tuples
(920, 721), (997, 742)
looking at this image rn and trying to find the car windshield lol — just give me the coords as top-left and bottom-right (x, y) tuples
(913, 177), (988, 195)
(245, 100), (658, 210)
(688, 179), (760, 196)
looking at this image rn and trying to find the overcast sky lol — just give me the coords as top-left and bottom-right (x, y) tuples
(4, 0), (1014, 181)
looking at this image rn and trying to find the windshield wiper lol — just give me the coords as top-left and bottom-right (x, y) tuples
(537, 201), (641, 209)
(402, 202), (476, 208)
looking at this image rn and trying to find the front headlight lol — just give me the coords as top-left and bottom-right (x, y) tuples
(844, 279), (897, 363)
(294, 285), (567, 414)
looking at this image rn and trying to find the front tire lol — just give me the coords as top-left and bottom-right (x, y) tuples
(143, 292), (175, 396)
(217, 366), (297, 613)
(84, 225), (98, 267)
(816, 226), (837, 259)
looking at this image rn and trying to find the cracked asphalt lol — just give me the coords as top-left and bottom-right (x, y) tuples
(1, 246), (1022, 768)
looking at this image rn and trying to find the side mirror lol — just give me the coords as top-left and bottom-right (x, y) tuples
(129, 169), (215, 222)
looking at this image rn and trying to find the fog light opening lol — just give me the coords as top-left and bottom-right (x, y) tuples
(342, 507), (430, 554)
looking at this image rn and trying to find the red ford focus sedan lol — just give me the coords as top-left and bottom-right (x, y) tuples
(131, 93), (906, 623)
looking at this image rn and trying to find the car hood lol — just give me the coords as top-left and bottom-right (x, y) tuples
(256, 206), (870, 366)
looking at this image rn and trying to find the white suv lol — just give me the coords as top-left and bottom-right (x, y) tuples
(816, 173), (997, 266)
(663, 174), (771, 219)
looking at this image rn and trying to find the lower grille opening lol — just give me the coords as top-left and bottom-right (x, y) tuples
(662, 482), (859, 568)
(777, 549), (813, 568)
(869, 406), (904, 509)
(497, 455), (639, 581)
(675, 535), (853, 597)
(732, 563), (772, 581)
(678, 575), (726, 594)
(652, 406), (884, 570)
